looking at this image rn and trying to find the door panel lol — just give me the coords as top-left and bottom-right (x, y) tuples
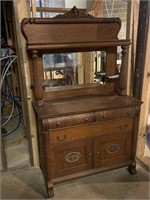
(94, 131), (132, 168)
(50, 139), (92, 178)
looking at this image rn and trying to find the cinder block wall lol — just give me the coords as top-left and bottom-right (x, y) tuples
(102, 0), (128, 39)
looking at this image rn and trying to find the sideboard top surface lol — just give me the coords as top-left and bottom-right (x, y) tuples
(34, 95), (142, 118)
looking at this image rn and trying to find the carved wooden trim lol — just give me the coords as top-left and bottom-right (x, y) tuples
(54, 6), (94, 18)
(65, 152), (81, 163)
(21, 16), (121, 25)
(105, 144), (120, 154)
(21, 15), (123, 53)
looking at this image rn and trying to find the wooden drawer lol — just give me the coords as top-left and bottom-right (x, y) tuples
(94, 107), (138, 121)
(49, 118), (133, 145)
(48, 113), (95, 129)
(47, 107), (139, 129)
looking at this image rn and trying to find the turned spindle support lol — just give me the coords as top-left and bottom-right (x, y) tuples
(32, 50), (44, 106)
(118, 46), (129, 95)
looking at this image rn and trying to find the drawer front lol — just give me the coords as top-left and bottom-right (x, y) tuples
(94, 107), (137, 121)
(49, 118), (133, 145)
(93, 131), (132, 168)
(50, 139), (92, 178)
(47, 107), (139, 129)
(48, 113), (94, 129)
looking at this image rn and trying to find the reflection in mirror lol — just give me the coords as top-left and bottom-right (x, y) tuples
(42, 51), (107, 89)
(43, 53), (77, 87)
(94, 51), (106, 84)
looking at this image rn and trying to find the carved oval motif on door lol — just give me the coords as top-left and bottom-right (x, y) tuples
(105, 144), (120, 154)
(65, 152), (81, 163)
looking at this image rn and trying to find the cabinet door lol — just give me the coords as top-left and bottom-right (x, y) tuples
(50, 139), (92, 178)
(93, 131), (132, 168)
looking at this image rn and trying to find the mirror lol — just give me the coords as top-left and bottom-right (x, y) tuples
(43, 53), (77, 87)
(42, 51), (109, 89)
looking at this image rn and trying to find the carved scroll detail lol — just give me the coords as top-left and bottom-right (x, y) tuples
(105, 144), (120, 154)
(65, 152), (81, 163)
(55, 6), (94, 18)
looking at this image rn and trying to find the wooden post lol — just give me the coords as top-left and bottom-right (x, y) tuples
(133, 0), (150, 168)
(13, 0), (39, 166)
(1, 134), (7, 171)
(137, 6), (150, 167)
(31, 0), (37, 17)
(77, 53), (84, 84)
(118, 46), (129, 94)
(133, 1), (149, 99)
(32, 51), (44, 105)
(126, 0), (140, 95)
(83, 52), (94, 84)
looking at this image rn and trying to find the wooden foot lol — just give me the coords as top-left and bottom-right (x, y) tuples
(127, 162), (137, 175)
(47, 182), (54, 198)
(48, 188), (54, 198)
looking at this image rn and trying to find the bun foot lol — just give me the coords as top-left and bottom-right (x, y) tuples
(47, 182), (54, 198)
(128, 164), (137, 175)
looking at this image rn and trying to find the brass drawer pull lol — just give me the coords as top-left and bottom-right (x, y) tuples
(96, 151), (100, 156)
(57, 135), (67, 142)
(120, 124), (128, 130)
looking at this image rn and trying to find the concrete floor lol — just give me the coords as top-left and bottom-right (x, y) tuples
(1, 164), (150, 199)
(1, 119), (30, 170)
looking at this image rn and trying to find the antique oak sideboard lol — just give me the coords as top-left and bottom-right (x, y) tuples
(21, 7), (142, 197)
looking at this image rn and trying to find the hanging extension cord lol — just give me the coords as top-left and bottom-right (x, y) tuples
(104, 0), (115, 17)
(0, 56), (17, 89)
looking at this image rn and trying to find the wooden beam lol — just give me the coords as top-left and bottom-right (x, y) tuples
(1, 134), (7, 172)
(77, 53), (84, 84)
(83, 52), (94, 84)
(126, 0), (140, 95)
(133, 1), (149, 99)
(31, 0), (37, 17)
(36, 7), (70, 13)
(138, 25), (150, 137)
(30, 7), (86, 14)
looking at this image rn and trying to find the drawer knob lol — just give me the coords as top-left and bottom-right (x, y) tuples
(57, 135), (67, 142)
(102, 115), (107, 119)
(120, 124), (128, 130)
(96, 151), (100, 156)
(85, 117), (89, 122)
(56, 122), (61, 127)
(88, 153), (92, 157)
(127, 111), (132, 116)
